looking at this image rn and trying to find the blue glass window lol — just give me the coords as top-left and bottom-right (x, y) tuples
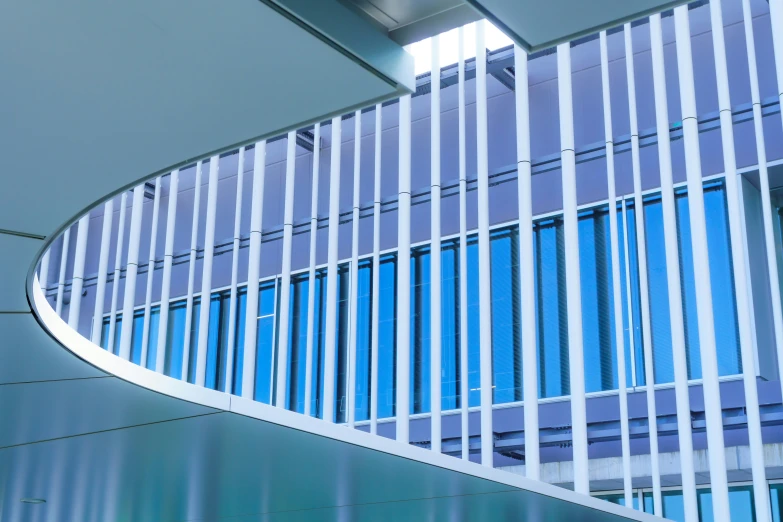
(254, 280), (277, 404)
(534, 217), (569, 398)
(286, 275), (310, 413)
(354, 260), (372, 422)
(377, 255), (397, 418)
(100, 314), (122, 354)
(310, 269), (328, 418)
(441, 241), (461, 411)
(335, 264), (350, 423)
(144, 306), (161, 370)
(490, 227), (522, 404)
(410, 247), (432, 414)
(579, 207), (619, 392)
(232, 288), (247, 395)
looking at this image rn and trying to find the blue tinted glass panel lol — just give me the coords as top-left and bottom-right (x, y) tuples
(491, 227), (522, 404)
(466, 236), (481, 407)
(145, 306), (161, 370)
(410, 247), (431, 414)
(441, 242), (460, 411)
(254, 281), (277, 404)
(354, 261), (372, 422)
(643, 197), (675, 384)
(311, 270), (328, 418)
(772, 483), (783, 522)
(579, 208), (618, 392)
(165, 301), (187, 379)
(232, 288), (247, 395)
(129, 310), (146, 366)
(698, 485), (756, 522)
(205, 292), (232, 391)
(100, 317), (111, 350)
(378, 256), (397, 418)
(335, 264), (350, 423)
(534, 218), (569, 398)
(287, 276), (309, 413)
(186, 298), (201, 384)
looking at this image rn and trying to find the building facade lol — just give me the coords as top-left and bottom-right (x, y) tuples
(38, 0), (783, 520)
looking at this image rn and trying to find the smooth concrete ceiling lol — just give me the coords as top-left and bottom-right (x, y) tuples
(0, 0), (411, 239)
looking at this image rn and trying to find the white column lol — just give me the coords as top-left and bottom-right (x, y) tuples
(195, 157), (220, 386)
(305, 128), (321, 416)
(324, 118), (342, 423)
(107, 192), (128, 355)
(119, 186), (145, 361)
(156, 171), (179, 373)
(181, 162), (203, 381)
(476, 21), (494, 467)
(514, 43), (539, 480)
(625, 23), (662, 514)
(599, 31), (632, 507)
(276, 133), (298, 408)
(557, 42), (589, 494)
(650, 14), (698, 521)
(68, 215), (90, 331)
(243, 142), (267, 399)
(91, 200), (114, 344)
(370, 110), (381, 434)
(430, 35), (443, 454)
(347, 112), (362, 427)
(712, 2), (770, 520)
(225, 148), (245, 392)
(458, 25), (470, 461)
(55, 229), (70, 317)
(675, 6), (730, 520)
(140, 178), (161, 369)
(397, 95), (412, 443)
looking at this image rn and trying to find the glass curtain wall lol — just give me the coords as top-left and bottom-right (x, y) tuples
(96, 179), (741, 420)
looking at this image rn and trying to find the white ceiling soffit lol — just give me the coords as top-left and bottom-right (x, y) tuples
(0, 0), (413, 239)
(342, 0), (694, 52)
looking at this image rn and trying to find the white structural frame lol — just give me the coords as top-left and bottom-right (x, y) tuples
(275, 132), (298, 408)
(397, 93), (412, 443)
(91, 199), (114, 345)
(107, 192), (128, 354)
(599, 30), (632, 508)
(430, 35), (443, 454)
(370, 110), (381, 434)
(68, 215), (90, 330)
(195, 157), (220, 386)
(624, 22), (662, 514)
(674, 6), (730, 520)
(118, 186), (145, 361)
(458, 25), (470, 462)
(139, 178), (161, 369)
(347, 111), (362, 427)
(225, 148), (245, 392)
(242, 141), (267, 399)
(155, 170), (180, 374)
(556, 42), (588, 494)
(649, 13), (698, 521)
(475, 21), (494, 467)
(181, 161), (203, 381)
(323, 117), (342, 423)
(305, 127), (321, 417)
(713, 1), (770, 519)
(55, 228), (70, 317)
(514, 42), (539, 479)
